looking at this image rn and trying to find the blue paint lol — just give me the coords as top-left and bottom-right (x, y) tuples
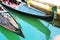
(16, 3), (46, 16)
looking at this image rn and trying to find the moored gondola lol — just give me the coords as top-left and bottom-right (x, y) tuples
(0, 4), (25, 38)
(1, 0), (60, 27)
(1, 0), (54, 21)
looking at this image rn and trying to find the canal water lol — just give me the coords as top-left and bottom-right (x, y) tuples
(0, 4), (60, 40)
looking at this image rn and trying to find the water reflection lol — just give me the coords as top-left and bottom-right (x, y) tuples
(16, 18), (46, 40)
(40, 20), (60, 40)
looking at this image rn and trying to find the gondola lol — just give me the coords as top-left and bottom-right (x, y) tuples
(1, 0), (60, 27)
(0, 4), (25, 38)
(1, 0), (53, 21)
(27, 0), (60, 20)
